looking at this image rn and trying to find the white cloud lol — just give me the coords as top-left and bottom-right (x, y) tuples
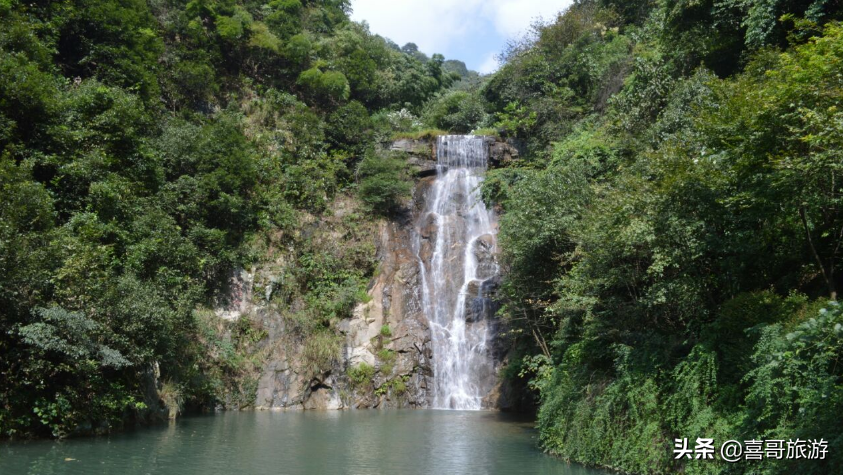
(350, 0), (482, 54)
(482, 0), (567, 38)
(350, 0), (572, 68)
(478, 53), (500, 75)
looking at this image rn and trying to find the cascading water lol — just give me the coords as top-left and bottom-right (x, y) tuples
(415, 135), (499, 410)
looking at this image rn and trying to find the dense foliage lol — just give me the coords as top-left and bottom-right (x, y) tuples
(0, 0), (457, 437)
(356, 150), (412, 215)
(4, 2), (843, 473)
(477, 1), (843, 473)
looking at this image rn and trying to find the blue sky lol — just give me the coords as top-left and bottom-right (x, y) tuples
(349, 0), (574, 74)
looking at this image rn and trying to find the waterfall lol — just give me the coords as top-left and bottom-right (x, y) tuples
(415, 135), (499, 410)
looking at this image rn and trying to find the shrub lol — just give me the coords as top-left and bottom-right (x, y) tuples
(297, 68), (350, 103)
(375, 376), (409, 397)
(356, 151), (412, 215)
(158, 381), (184, 420)
(302, 331), (341, 374)
(382, 108), (422, 132)
(390, 128), (448, 140)
(327, 101), (373, 156)
(422, 90), (489, 133)
(284, 33), (312, 66)
(377, 348), (396, 374)
(347, 362), (376, 387)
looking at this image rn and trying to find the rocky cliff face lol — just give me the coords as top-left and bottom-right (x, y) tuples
(336, 188), (435, 408)
(213, 135), (517, 411)
(216, 202), (433, 411)
(250, 215), (434, 410)
(390, 134), (520, 172)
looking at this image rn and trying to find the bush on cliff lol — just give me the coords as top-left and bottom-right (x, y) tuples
(356, 151), (412, 216)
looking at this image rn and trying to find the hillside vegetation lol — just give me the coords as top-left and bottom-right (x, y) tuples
(437, 1), (843, 473)
(0, 0), (455, 437)
(4, 0), (843, 473)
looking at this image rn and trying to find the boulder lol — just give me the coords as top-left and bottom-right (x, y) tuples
(488, 139), (520, 167)
(391, 138), (436, 176)
(473, 234), (497, 280)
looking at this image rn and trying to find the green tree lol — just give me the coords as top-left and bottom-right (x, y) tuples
(356, 151), (411, 215)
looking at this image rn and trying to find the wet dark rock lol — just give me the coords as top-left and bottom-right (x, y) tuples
(473, 234), (497, 280)
(488, 139), (520, 166)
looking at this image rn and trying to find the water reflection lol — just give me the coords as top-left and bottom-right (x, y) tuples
(1, 411), (610, 475)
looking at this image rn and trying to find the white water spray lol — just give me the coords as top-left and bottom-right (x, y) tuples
(415, 135), (499, 410)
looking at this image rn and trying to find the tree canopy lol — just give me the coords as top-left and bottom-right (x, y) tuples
(0, 0), (461, 438)
(476, 1), (843, 473)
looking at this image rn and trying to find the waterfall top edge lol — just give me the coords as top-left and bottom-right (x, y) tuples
(435, 135), (490, 169)
(436, 134), (489, 140)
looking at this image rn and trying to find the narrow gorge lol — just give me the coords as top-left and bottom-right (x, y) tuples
(5, 1), (840, 472)
(220, 135), (518, 411)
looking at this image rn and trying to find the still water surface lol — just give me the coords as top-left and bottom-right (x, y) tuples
(1, 410), (609, 475)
